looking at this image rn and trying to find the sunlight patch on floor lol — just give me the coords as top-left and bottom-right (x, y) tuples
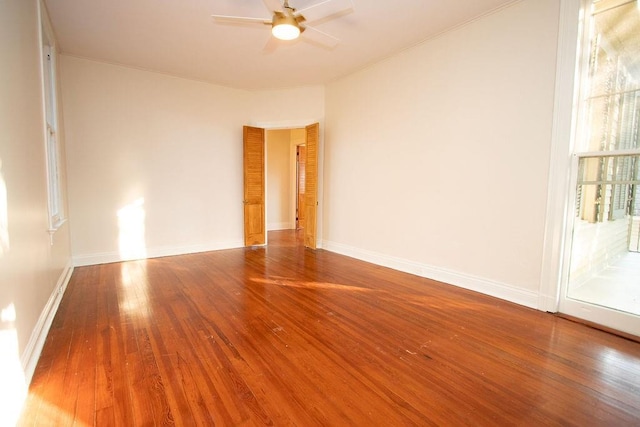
(119, 261), (151, 317)
(251, 276), (371, 292)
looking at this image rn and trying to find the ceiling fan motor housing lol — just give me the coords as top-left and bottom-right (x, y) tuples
(272, 10), (305, 40)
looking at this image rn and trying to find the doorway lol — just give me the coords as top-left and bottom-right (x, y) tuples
(559, 0), (640, 336)
(243, 123), (319, 248)
(265, 128), (305, 233)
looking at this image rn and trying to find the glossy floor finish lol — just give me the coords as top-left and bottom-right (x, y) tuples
(20, 231), (640, 425)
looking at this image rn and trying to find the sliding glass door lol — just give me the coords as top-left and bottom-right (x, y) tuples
(561, 0), (640, 336)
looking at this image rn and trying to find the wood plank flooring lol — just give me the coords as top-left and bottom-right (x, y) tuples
(19, 230), (640, 425)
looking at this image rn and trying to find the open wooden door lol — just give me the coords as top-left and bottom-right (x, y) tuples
(243, 126), (265, 246)
(304, 123), (319, 249)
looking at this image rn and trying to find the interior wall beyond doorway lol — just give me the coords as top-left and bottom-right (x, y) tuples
(266, 128), (305, 231)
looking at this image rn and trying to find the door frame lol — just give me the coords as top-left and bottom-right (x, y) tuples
(250, 120), (324, 248)
(539, 0), (583, 313)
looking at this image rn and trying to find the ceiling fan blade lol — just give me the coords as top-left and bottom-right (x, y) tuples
(296, 0), (353, 24)
(263, 36), (280, 54)
(211, 14), (270, 25)
(301, 24), (340, 49)
(262, 0), (283, 13)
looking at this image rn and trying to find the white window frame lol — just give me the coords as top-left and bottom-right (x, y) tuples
(40, 3), (65, 233)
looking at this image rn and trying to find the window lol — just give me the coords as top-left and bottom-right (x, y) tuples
(41, 16), (64, 230)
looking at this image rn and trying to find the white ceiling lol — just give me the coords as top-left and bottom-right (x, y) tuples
(44, 0), (517, 90)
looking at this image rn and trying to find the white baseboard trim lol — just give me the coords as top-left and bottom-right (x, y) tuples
(267, 222), (294, 231)
(322, 240), (539, 309)
(73, 240), (246, 267)
(21, 260), (74, 385)
(537, 294), (559, 313)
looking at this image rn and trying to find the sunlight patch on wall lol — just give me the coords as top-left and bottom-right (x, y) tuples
(0, 303), (27, 425)
(0, 159), (9, 258)
(117, 198), (147, 261)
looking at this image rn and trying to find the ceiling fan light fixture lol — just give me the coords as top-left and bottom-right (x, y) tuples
(272, 14), (300, 40)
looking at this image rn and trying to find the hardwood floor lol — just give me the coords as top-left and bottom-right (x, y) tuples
(19, 230), (640, 425)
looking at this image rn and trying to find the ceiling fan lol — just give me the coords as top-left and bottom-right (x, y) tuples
(211, 0), (354, 49)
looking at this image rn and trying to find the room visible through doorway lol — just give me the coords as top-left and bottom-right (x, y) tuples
(265, 127), (306, 233)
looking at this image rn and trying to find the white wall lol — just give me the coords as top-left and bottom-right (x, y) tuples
(323, 0), (561, 307)
(249, 86), (325, 128)
(62, 56), (250, 264)
(267, 129), (293, 230)
(0, 0), (72, 421)
(61, 56), (326, 263)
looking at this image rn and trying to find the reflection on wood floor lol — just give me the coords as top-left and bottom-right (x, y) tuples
(19, 230), (640, 425)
